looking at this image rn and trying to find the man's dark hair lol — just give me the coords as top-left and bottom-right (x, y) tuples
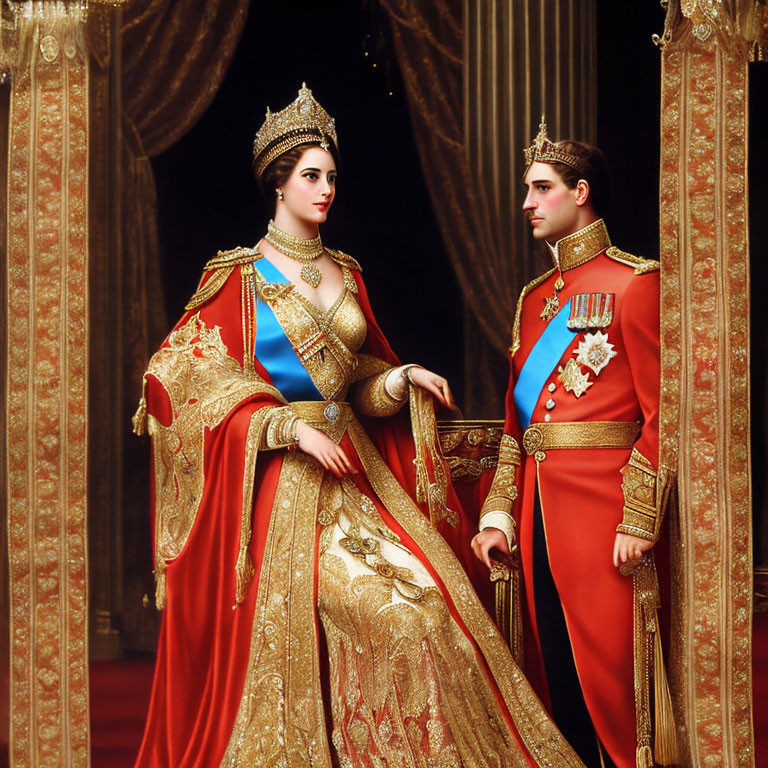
(548, 141), (611, 217)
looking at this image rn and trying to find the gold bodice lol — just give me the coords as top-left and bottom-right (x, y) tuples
(255, 274), (368, 402)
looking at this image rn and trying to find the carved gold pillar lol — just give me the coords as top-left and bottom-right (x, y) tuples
(658, 2), (764, 765)
(4, 4), (90, 764)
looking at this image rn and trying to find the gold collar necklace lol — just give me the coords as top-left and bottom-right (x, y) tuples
(264, 219), (324, 287)
(540, 218), (611, 322)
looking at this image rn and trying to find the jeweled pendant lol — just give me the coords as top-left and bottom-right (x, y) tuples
(301, 263), (322, 287)
(540, 294), (560, 322)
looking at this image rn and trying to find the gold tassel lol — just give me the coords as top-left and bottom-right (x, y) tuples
(154, 565), (167, 610)
(636, 744), (654, 768)
(132, 377), (148, 435)
(653, 626), (679, 765)
(235, 549), (255, 606)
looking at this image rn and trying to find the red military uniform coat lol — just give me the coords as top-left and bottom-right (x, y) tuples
(480, 219), (664, 768)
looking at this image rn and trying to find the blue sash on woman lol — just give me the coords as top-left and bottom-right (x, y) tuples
(254, 258), (324, 402)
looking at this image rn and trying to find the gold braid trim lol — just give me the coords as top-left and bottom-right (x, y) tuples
(509, 269), (556, 357)
(622, 555), (679, 768)
(236, 410), (273, 605)
(409, 386), (458, 528)
(617, 447), (675, 542)
(326, 247), (362, 272)
(185, 247), (263, 311)
(605, 246), (660, 275)
(480, 434), (521, 518)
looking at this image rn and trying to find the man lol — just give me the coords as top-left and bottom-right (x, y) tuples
(471, 120), (671, 768)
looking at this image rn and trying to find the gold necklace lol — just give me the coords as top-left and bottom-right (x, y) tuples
(265, 219), (324, 287)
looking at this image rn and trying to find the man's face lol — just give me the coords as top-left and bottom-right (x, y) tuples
(522, 161), (581, 243)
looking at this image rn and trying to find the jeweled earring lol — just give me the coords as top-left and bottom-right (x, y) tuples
(276, 189), (284, 201)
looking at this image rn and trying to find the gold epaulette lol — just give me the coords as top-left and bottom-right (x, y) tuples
(326, 247), (362, 272)
(185, 246), (262, 311)
(509, 269), (556, 357)
(605, 246), (659, 275)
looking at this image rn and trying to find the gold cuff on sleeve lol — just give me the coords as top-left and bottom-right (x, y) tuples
(480, 434), (521, 520)
(261, 406), (300, 450)
(353, 366), (409, 417)
(617, 447), (674, 542)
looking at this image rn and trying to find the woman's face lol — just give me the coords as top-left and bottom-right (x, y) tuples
(278, 146), (337, 225)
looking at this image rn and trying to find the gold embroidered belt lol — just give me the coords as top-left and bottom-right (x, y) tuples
(522, 421), (640, 461)
(291, 400), (353, 444)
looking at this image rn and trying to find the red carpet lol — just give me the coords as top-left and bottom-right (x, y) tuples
(87, 622), (768, 767)
(90, 657), (154, 768)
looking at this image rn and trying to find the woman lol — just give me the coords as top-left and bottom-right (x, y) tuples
(132, 84), (582, 768)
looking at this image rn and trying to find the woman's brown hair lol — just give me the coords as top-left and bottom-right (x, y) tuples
(257, 142), (339, 214)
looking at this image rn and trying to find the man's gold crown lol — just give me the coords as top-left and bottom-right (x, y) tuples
(252, 83), (338, 177)
(523, 116), (589, 176)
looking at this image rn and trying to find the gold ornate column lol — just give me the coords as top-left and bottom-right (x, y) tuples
(3, 3), (90, 764)
(658, 2), (766, 765)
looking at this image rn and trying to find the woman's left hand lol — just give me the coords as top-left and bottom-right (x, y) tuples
(407, 367), (456, 410)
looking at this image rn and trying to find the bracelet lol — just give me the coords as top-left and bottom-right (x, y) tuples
(402, 364), (419, 385)
(287, 417), (301, 452)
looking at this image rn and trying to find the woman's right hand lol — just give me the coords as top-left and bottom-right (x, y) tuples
(295, 420), (357, 477)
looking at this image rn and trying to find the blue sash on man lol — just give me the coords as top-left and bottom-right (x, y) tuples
(513, 298), (576, 429)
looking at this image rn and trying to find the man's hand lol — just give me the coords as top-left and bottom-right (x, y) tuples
(612, 532), (654, 569)
(471, 528), (513, 570)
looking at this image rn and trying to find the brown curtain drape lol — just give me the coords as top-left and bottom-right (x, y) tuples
(378, 0), (596, 416)
(87, 0), (250, 656)
(121, 0), (250, 383)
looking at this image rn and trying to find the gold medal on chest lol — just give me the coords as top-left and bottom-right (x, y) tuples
(574, 330), (617, 376)
(557, 358), (593, 398)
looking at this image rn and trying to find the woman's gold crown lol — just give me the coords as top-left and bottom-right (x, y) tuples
(523, 116), (589, 175)
(252, 83), (338, 177)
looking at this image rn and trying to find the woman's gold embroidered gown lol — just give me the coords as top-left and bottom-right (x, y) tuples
(136, 249), (583, 768)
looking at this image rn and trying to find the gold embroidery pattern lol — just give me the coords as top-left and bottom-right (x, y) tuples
(254, 271), (367, 401)
(345, 421), (584, 767)
(481, 435), (522, 518)
(660, 32), (750, 764)
(6, 13), (90, 764)
(222, 453), (332, 767)
(522, 421), (640, 461)
(552, 218), (611, 273)
(140, 313), (282, 607)
(437, 421), (504, 482)
(317, 555), (529, 768)
(409, 386), (458, 528)
(353, 367), (406, 417)
(319, 477), (425, 602)
(618, 447), (674, 543)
